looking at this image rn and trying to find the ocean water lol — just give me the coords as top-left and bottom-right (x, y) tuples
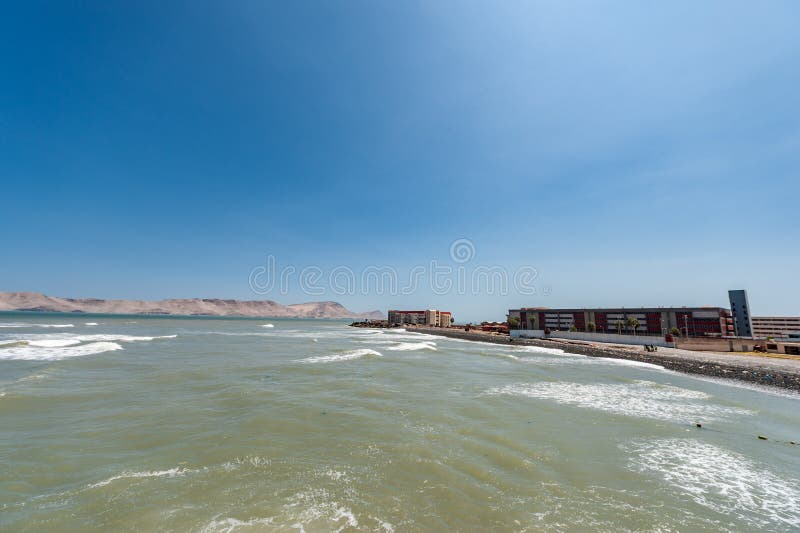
(1, 313), (799, 532)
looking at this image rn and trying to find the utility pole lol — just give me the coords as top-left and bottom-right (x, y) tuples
(683, 314), (689, 338)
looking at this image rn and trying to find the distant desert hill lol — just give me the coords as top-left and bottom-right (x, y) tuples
(0, 292), (383, 319)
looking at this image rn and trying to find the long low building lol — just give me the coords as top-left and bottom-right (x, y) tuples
(388, 309), (452, 327)
(752, 316), (800, 339)
(508, 306), (734, 337)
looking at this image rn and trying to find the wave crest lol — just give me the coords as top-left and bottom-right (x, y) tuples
(485, 380), (753, 423)
(386, 341), (437, 352)
(0, 341), (123, 361)
(88, 467), (194, 488)
(298, 349), (382, 364)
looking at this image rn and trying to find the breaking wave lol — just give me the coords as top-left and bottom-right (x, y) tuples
(0, 323), (74, 328)
(298, 349), (383, 364)
(625, 438), (800, 529)
(0, 341), (124, 361)
(485, 380), (753, 423)
(510, 344), (567, 356)
(0, 334), (176, 361)
(70, 334), (176, 342)
(88, 467), (195, 488)
(27, 339), (82, 347)
(385, 341), (437, 352)
(5, 334), (176, 344)
(201, 517), (275, 533)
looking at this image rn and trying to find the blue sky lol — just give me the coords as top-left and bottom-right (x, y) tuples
(1, 1), (798, 321)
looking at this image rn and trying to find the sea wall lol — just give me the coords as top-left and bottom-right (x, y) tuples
(527, 330), (672, 348)
(407, 327), (800, 392)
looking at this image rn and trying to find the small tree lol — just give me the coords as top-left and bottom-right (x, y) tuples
(507, 317), (520, 330)
(626, 317), (640, 336)
(569, 325), (578, 332)
(616, 319), (624, 335)
(587, 321), (596, 333)
(669, 327), (681, 337)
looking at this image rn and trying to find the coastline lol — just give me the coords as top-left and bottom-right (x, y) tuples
(0, 310), (362, 321)
(406, 326), (800, 392)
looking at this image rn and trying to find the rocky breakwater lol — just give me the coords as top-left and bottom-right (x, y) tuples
(406, 326), (800, 392)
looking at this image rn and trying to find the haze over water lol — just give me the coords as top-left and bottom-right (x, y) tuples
(1, 313), (799, 532)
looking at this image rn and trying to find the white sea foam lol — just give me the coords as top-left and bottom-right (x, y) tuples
(511, 344), (567, 356)
(485, 380), (753, 423)
(0, 341), (124, 361)
(201, 516), (274, 533)
(0, 323), (74, 328)
(0, 332), (177, 360)
(88, 467), (193, 488)
(482, 347), (590, 365)
(27, 339), (82, 347)
(625, 438), (800, 529)
(488, 345), (663, 370)
(283, 488), (359, 532)
(596, 357), (664, 369)
(385, 341), (437, 352)
(72, 334), (177, 342)
(298, 349), (382, 364)
(5, 333), (176, 344)
(84, 322), (99, 326)
(261, 323), (275, 328)
(377, 333), (439, 341)
(221, 456), (272, 472)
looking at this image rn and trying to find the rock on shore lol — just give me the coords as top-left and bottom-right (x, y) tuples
(406, 326), (800, 392)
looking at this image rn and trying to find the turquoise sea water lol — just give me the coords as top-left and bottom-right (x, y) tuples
(1, 312), (799, 532)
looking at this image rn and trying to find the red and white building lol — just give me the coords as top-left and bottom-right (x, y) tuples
(507, 306), (733, 337)
(388, 309), (452, 327)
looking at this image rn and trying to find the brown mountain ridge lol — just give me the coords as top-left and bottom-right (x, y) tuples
(0, 292), (383, 319)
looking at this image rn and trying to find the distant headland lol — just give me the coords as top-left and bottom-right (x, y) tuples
(0, 292), (383, 319)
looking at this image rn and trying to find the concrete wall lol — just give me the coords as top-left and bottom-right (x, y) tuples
(511, 329), (670, 347)
(510, 329), (798, 354)
(546, 331), (672, 348)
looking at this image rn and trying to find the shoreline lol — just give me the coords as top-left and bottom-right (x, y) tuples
(405, 326), (800, 392)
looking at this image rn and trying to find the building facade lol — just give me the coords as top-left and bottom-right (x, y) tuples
(728, 289), (754, 337)
(388, 309), (452, 327)
(507, 307), (733, 337)
(751, 316), (800, 339)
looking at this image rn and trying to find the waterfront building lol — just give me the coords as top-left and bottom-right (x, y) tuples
(507, 306), (733, 337)
(728, 289), (754, 337)
(388, 309), (452, 327)
(752, 316), (800, 339)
